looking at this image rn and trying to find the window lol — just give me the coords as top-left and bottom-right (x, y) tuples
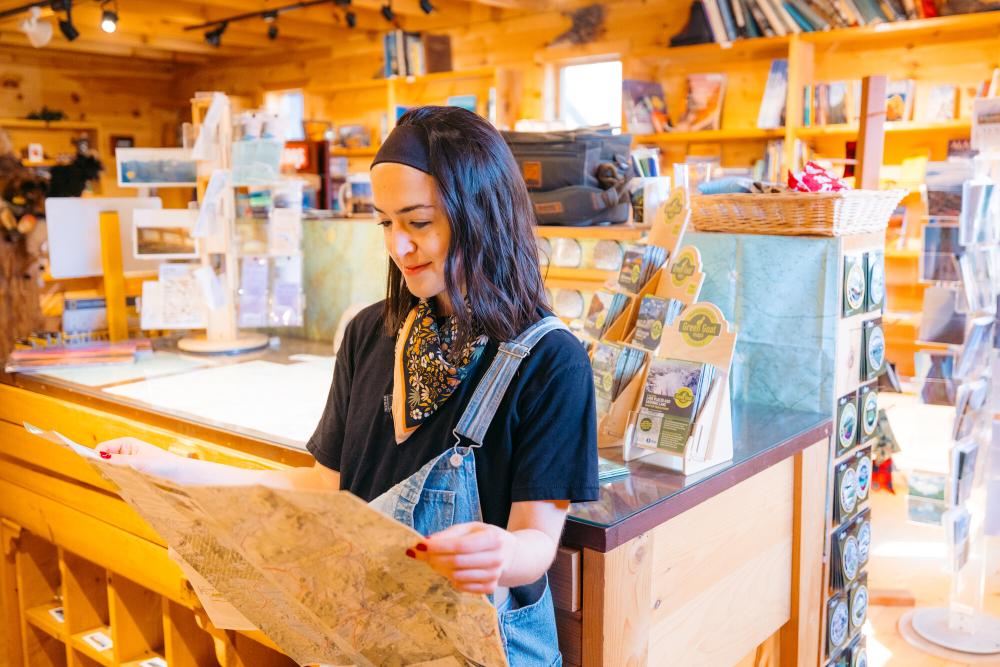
(264, 89), (305, 141)
(558, 60), (622, 130)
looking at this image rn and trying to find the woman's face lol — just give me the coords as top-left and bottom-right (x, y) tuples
(371, 162), (453, 310)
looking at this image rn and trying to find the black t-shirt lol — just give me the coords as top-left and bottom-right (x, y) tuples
(307, 301), (599, 529)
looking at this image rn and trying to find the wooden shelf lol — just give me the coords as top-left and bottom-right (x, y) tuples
(544, 267), (616, 283)
(70, 627), (115, 666)
(631, 35), (791, 64)
(120, 651), (166, 667)
(24, 159), (60, 167)
(24, 602), (66, 641)
(330, 146), (378, 158)
(634, 128), (784, 143)
(796, 119), (971, 139)
(0, 118), (100, 132)
(535, 224), (647, 241)
(802, 11), (1000, 47)
(315, 79), (388, 94)
(317, 67), (496, 94)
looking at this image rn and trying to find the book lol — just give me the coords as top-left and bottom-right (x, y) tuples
(924, 84), (958, 122)
(783, 1), (817, 29)
(701, 0), (730, 42)
(755, 0), (790, 34)
(622, 80), (670, 134)
(423, 33), (452, 74)
(597, 456), (630, 481)
(591, 342), (648, 422)
(584, 291), (631, 339)
(338, 124), (371, 148)
(675, 73), (727, 132)
(717, 0), (739, 40)
(827, 81), (850, 124)
(447, 95), (477, 113)
(741, 0), (763, 35)
(790, 0), (832, 28)
(885, 79), (915, 121)
(757, 59), (789, 129)
(745, 0), (777, 35)
(770, 0), (802, 32)
(634, 357), (717, 454)
(633, 296), (685, 351)
(617, 244), (667, 293)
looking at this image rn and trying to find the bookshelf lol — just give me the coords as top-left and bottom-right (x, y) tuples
(0, 118), (107, 192)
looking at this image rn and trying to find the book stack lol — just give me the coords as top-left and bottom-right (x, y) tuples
(695, 0), (951, 44)
(591, 343), (649, 422)
(584, 291), (633, 339)
(617, 244), (668, 294)
(383, 31), (452, 78)
(632, 357), (717, 454)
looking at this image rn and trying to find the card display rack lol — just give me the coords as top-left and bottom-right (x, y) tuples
(823, 231), (886, 666)
(2, 526), (296, 667)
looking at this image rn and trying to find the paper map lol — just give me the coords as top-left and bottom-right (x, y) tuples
(25, 424), (507, 667)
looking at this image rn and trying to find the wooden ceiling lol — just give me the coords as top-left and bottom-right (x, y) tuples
(0, 0), (548, 62)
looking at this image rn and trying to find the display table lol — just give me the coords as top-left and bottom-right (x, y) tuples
(0, 345), (830, 667)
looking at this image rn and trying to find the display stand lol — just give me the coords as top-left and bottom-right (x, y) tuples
(178, 93), (267, 355)
(905, 150), (1000, 659)
(621, 301), (737, 475)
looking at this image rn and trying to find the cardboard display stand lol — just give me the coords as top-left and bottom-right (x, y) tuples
(622, 301), (737, 475)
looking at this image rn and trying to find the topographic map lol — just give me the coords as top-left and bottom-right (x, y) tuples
(25, 424), (507, 667)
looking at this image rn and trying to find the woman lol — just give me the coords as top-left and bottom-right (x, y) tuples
(99, 106), (598, 666)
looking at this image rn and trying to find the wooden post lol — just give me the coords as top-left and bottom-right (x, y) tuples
(98, 210), (128, 342)
(855, 75), (888, 190)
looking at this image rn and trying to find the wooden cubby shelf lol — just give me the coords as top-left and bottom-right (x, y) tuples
(70, 627), (114, 666)
(24, 601), (67, 642)
(634, 128), (785, 143)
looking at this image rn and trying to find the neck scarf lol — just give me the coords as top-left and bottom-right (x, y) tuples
(392, 298), (487, 444)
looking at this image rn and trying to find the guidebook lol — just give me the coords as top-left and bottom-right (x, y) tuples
(633, 357), (716, 454)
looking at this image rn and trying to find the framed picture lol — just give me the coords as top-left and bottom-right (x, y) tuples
(132, 209), (200, 260)
(116, 148), (198, 188)
(110, 135), (135, 155)
(26, 143), (44, 163)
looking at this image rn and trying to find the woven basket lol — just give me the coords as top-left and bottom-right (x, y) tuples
(690, 189), (908, 237)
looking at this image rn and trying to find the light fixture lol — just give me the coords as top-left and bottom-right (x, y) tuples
(263, 10), (278, 40)
(204, 21), (227, 47)
(54, 0), (79, 42)
(267, 23), (278, 39)
(380, 3), (394, 22)
(100, 1), (118, 33)
(19, 7), (53, 48)
(345, 10), (356, 27)
(419, 0), (434, 14)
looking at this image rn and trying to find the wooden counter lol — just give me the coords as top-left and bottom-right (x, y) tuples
(0, 347), (831, 667)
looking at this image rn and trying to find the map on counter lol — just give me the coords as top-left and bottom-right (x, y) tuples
(24, 423), (507, 667)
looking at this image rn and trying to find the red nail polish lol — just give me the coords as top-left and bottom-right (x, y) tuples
(415, 543), (427, 552)
(405, 548), (416, 558)
(99, 451), (112, 460)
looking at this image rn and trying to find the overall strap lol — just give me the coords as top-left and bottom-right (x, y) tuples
(454, 316), (571, 448)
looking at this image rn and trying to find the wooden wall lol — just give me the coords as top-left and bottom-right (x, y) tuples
(173, 0), (694, 122)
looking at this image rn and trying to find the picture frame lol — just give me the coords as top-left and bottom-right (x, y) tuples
(116, 147), (198, 188)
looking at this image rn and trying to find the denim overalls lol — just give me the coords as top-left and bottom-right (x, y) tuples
(370, 316), (569, 667)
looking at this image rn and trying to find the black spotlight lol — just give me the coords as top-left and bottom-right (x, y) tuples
(100, 6), (118, 33)
(380, 4), (395, 22)
(419, 0), (434, 14)
(346, 10), (357, 27)
(204, 21), (227, 47)
(55, 0), (79, 41)
(267, 24), (278, 39)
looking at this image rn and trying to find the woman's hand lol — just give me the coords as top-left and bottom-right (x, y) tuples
(96, 437), (189, 479)
(407, 522), (517, 594)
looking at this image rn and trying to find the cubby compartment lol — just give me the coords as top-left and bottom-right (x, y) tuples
(107, 573), (164, 666)
(23, 623), (67, 667)
(70, 648), (107, 667)
(16, 533), (63, 630)
(60, 551), (112, 667)
(227, 634), (297, 667)
(164, 601), (220, 667)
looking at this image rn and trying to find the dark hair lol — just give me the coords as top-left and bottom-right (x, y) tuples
(382, 106), (546, 347)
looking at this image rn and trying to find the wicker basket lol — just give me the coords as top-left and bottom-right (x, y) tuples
(690, 189), (908, 237)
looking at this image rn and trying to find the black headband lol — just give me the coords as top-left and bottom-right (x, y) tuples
(371, 124), (431, 174)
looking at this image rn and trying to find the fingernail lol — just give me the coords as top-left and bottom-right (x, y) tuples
(405, 548), (416, 558)
(99, 451), (111, 460)
(415, 543), (427, 552)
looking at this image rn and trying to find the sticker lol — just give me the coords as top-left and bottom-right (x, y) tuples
(861, 389), (878, 437)
(48, 606), (64, 623)
(846, 261), (866, 311)
(853, 646), (867, 667)
(868, 254), (885, 309)
(839, 401), (858, 451)
(82, 631), (113, 652)
(842, 535), (859, 582)
(856, 456), (872, 500)
(830, 597), (850, 648)
(139, 658), (168, 667)
(866, 324), (885, 378)
(857, 521), (871, 563)
(677, 305), (724, 348)
(850, 583), (869, 628)
(840, 467), (858, 515)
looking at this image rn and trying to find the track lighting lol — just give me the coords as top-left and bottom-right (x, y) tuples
(419, 0), (434, 14)
(54, 0), (78, 42)
(380, 3), (394, 22)
(268, 24), (278, 39)
(19, 7), (53, 48)
(346, 10), (356, 27)
(204, 21), (227, 47)
(100, 1), (118, 34)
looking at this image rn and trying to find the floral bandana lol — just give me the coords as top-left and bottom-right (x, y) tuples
(392, 298), (487, 444)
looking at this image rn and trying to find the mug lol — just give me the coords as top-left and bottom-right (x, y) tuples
(337, 173), (374, 217)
